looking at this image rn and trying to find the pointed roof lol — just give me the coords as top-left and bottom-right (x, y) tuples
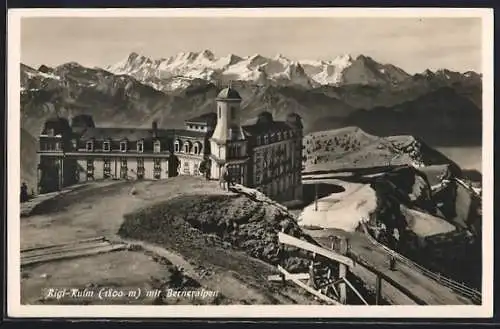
(216, 86), (242, 101)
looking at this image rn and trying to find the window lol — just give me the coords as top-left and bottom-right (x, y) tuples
(154, 140), (161, 153)
(256, 136), (261, 146)
(103, 141), (110, 152)
(55, 142), (61, 151)
(228, 144), (241, 158)
(120, 141), (128, 152)
(103, 159), (111, 178)
(120, 158), (128, 179)
(263, 135), (268, 144)
(137, 140), (144, 153)
(193, 143), (200, 155)
(86, 159), (94, 179)
(183, 142), (190, 153)
(174, 140), (180, 152)
(218, 106), (221, 118)
(137, 158), (145, 179)
(86, 141), (94, 152)
(153, 158), (161, 179)
(193, 163), (199, 175)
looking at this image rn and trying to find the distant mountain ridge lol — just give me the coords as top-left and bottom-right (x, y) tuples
(105, 50), (481, 93)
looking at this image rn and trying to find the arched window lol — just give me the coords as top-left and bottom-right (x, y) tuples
(193, 142), (202, 155)
(183, 141), (191, 153)
(174, 140), (181, 152)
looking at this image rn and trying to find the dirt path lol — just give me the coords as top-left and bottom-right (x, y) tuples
(21, 177), (320, 305)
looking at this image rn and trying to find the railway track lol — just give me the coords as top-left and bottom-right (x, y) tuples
(21, 236), (128, 266)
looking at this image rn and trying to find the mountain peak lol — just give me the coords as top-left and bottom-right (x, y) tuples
(128, 52), (140, 59)
(199, 49), (215, 60)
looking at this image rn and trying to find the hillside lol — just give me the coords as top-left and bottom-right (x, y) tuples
(343, 88), (482, 146)
(303, 126), (460, 173)
(21, 177), (377, 305)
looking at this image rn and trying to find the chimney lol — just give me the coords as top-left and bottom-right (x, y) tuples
(152, 121), (158, 138)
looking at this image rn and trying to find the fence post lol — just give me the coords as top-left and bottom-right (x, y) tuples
(338, 237), (348, 304)
(375, 275), (382, 305)
(314, 183), (318, 211)
(309, 252), (317, 289)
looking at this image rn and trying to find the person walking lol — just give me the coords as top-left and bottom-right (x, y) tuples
(204, 160), (211, 181)
(20, 182), (29, 203)
(220, 164), (229, 190)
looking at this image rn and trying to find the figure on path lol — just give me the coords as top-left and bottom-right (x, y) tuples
(220, 163), (229, 190)
(20, 182), (29, 203)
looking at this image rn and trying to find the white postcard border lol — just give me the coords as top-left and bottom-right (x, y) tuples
(7, 8), (494, 318)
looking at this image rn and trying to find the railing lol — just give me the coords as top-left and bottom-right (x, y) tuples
(360, 222), (482, 304)
(454, 178), (482, 197)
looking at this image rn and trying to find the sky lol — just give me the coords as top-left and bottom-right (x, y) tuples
(20, 16), (482, 74)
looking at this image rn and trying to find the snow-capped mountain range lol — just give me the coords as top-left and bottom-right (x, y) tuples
(105, 50), (416, 92)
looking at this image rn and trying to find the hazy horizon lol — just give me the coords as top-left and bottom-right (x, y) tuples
(21, 16), (482, 74)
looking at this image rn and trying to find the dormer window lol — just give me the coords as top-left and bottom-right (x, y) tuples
(86, 141), (94, 152)
(137, 140), (144, 153)
(174, 140), (180, 152)
(48, 128), (55, 137)
(263, 135), (269, 144)
(103, 141), (111, 152)
(154, 140), (161, 153)
(120, 140), (128, 152)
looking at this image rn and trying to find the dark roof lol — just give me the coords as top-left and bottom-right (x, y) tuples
(216, 87), (242, 100)
(242, 121), (293, 136)
(185, 112), (217, 125)
(80, 127), (173, 141)
(42, 117), (71, 135)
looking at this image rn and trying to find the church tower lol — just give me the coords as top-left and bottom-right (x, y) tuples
(209, 85), (249, 183)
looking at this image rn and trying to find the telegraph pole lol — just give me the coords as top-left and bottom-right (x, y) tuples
(314, 183), (318, 211)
